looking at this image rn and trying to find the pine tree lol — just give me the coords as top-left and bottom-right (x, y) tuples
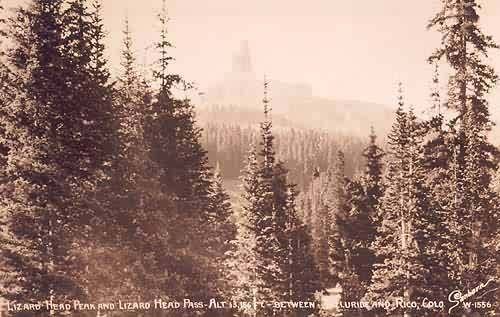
(364, 103), (410, 316)
(228, 147), (262, 315)
(328, 130), (384, 316)
(88, 0), (107, 82)
(428, 1), (499, 313)
(364, 93), (443, 316)
(279, 168), (320, 317)
(75, 16), (173, 304)
(233, 81), (320, 316)
(362, 127), (385, 220)
(0, 0), (116, 309)
(205, 163), (237, 298)
(328, 151), (349, 286)
(143, 0), (229, 303)
(327, 150), (369, 316)
(336, 179), (366, 316)
(252, 81), (285, 310)
(358, 127), (384, 286)
(421, 63), (462, 302)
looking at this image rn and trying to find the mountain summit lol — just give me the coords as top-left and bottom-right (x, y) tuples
(201, 41), (394, 137)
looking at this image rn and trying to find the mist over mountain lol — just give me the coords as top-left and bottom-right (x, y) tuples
(196, 41), (395, 138)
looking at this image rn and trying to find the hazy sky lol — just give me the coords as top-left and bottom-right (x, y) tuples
(5, 0), (500, 115)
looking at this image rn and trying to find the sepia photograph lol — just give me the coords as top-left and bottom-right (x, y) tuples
(0, 0), (499, 316)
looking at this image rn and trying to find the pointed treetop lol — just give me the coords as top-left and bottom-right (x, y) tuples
(397, 82), (405, 110)
(154, 0), (180, 93)
(431, 62), (441, 114)
(363, 126), (384, 183)
(87, 0), (111, 85)
(260, 78), (275, 170)
(123, 17), (132, 54)
(158, 0), (171, 84)
(159, 0), (170, 35)
(121, 17), (136, 81)
(408, 105), (418, 126)
(263, 76), (271, 122)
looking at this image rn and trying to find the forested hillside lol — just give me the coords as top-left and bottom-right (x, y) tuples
(200, 120), (369, 189)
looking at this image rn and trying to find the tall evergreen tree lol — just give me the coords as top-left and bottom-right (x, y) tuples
(336, 129), (385, 316)
(77, 16), (173, 304)
(205, 163), (237, 298)
(358, 128), (384, 286)
(421, 63), (462, 303)
(335, 178), (366, 317)
(234, 81), (320, 316)
(0, 0), (116, 310)
(328, 151), (349, 285)
(228, 147), (262, 316)
(143, 0), (231, 305)
(277, 163), (320, 317)
(365, 93), (443, 316)
(428, 1), (499, 313)
(252, 81), (285, 310)
(362, 127), (385, 220)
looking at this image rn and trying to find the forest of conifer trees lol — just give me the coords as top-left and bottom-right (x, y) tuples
(0, 0), (498, 317)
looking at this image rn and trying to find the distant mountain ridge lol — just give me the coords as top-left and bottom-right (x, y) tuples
(197, 97), (394, 139)
(196, 41), (395, 138)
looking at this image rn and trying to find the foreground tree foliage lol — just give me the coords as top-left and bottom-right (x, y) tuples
(364, 95), (446, 316)
(0, 1), (235, 315)
(0, 0), (498, 316)
(427, 0), (499, 314)
(0, 0), (117, 311)
(230, 82), (320, 316)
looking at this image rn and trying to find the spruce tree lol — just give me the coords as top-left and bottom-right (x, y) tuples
(77, 17), (173, 304)
(328, 151), (349, 286)
(0, 0), (115, 309)
(206, 163), (237, 298)
(278, 164), (320, 317)
(336, 179), (366, 317)
(362, 127), (385, 221)
(364, 103), (410, 316)
(143, 0), (230, 304)
(229, 147), (262, 315)
(422, 64), (463, 303)
(365, 93), (443, 316)
(330, 130), (384, 316)
(253, 81), (285, 310)
(358, 127), (384, 286)
(328, 150), (369, 315)
(234, 81), (320, 316)
(428, 1), (499, 313)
